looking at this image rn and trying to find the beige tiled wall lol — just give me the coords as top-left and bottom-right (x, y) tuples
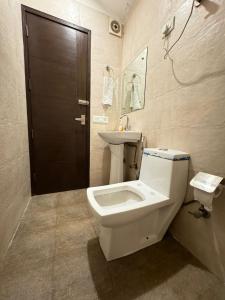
(0, 0), (31, 267)
(122, 0), (225, 281)
(0, 0), (122, 265)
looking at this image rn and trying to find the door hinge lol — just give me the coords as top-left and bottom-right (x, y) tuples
(28, 78), (32, 90)
(31, 129), (34, 139)
(25, 24), (29, 37)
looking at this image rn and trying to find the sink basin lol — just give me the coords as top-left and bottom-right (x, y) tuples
(98, 131), (141, 145)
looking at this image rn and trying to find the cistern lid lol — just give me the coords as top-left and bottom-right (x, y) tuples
(143, 148), (190, 161)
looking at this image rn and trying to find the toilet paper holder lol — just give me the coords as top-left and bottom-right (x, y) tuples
(189, 172), (224, 216)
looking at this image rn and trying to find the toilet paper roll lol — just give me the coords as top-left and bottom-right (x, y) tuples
(194, 185), (223, 212)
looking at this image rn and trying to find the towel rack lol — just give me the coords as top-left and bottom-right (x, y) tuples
(105, 65), (114, 78)
(130, 73), (141, 84)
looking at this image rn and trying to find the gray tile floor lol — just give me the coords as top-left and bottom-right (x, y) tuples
(0, 190), (225, 300)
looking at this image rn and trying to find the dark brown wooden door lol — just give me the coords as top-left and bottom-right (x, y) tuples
(22, 6), (91, 195)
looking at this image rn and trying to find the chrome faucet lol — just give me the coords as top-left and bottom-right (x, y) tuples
(120, 114), (129, 131)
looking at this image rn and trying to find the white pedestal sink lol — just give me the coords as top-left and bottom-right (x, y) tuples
(98, 131), (142, 184)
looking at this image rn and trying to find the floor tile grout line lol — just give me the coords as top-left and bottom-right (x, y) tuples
(50, 194), (59, 300)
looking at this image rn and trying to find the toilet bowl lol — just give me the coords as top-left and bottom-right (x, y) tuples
(87, 148), (190, 261)
(87, 181), (170, 227)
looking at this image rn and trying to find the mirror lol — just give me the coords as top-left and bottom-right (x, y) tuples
(121, 47), (148, 114)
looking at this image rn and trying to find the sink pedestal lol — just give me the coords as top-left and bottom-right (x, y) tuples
(109, 144), (124, 184)
(98, 131), (141, 185)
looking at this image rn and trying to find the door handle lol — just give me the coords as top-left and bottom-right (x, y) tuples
(78, 99), (89, 106)
(75, 114), (86, 125)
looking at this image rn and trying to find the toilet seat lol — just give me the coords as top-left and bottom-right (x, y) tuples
(87, 180), (170, 227)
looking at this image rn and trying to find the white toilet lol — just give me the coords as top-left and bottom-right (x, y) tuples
(87, 148), (190, 261)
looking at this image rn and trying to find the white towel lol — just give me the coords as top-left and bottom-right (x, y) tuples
(102, 76), (114, 106)
(130, 82), (141, 110)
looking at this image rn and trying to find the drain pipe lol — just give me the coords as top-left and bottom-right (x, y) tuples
(182, 201), (211, 219)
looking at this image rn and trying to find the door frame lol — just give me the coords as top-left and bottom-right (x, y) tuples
(21, 5), (91, 195)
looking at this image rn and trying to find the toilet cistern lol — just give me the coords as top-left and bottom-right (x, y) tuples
(98, 131), (141, 184)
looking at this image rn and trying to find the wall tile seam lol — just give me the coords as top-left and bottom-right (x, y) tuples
(0, 163), (30, 182)
(154, 124), (225, 130)
(90, 144), (108, 150)
(161, 48), (225, 69)
(148, 46), (225, 73)
(145, 78), (225, 102)
(91, 61), (121, 70)
(149, 51), (225, 70)
(0, 122), (24, 126)
(0, 197), (30, 215)
(145, 85), (183, 100)
(188, 164), (224, 171)
(91, 57), (120, 63)
(0, 121), (29, 126)
(135, 117), (216, 125)
(190, 168), (225, 177)
(0, 157), (29, 171)
(1, 183), (31, 212)
(91, 29), (123, 39)
(182, 92), (225, 105)
(91, 63), (121, 71)
(90, 165), (107, 171)
(0, 194), (31, 265)
(0, 152), (30, 171)
(163, 17), (225, 49)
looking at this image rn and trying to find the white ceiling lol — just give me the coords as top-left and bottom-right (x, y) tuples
(77, 0), (136, 22)
(98, 0), (136, 21)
